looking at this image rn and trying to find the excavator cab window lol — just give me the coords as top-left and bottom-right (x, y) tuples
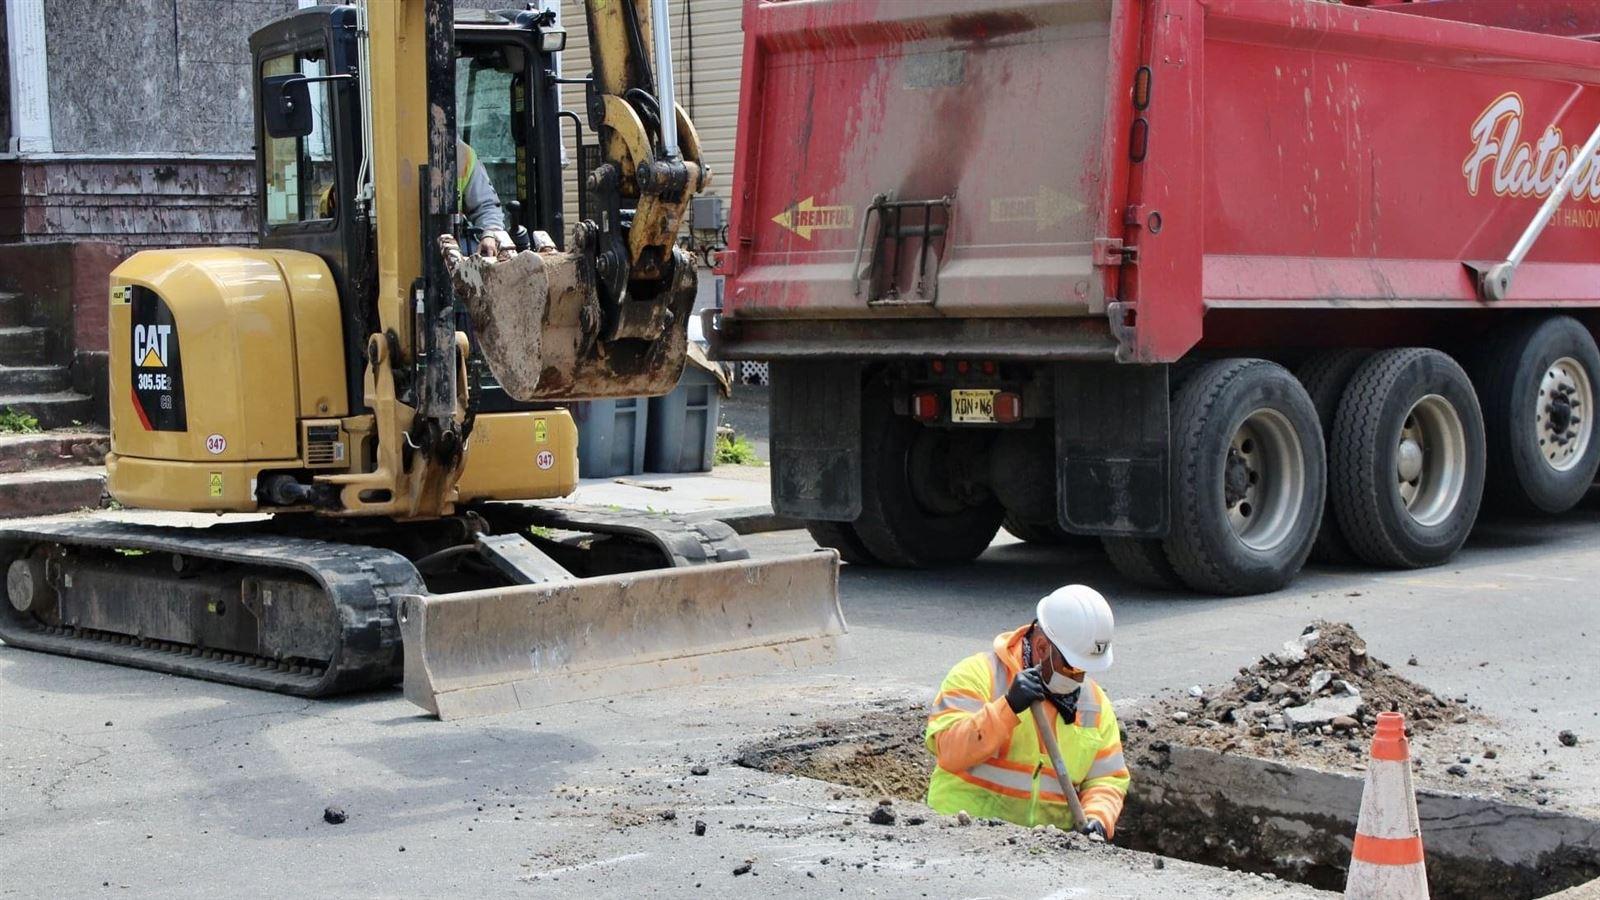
(261, 51), (345, 226)
(457, 48), (523, 216)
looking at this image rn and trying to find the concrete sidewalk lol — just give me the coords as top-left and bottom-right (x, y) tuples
(565, 464), (792, 533)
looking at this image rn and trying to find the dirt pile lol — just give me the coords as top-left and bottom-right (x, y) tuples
(1125, 620), (1469, 765)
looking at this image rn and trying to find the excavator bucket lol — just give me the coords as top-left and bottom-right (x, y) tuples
(443, 238), (699, 401)
(399, 551), (845, 720)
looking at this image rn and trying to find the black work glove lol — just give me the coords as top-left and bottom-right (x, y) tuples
(1081, 819), (1107, 841)
(1005, 666), (1048, 714)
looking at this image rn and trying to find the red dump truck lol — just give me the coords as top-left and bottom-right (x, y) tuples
(708, 0), (1600, 594)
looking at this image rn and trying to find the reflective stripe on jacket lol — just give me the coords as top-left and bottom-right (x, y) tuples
(456, 140), (505, 231)
(924, 625), (1130, 836)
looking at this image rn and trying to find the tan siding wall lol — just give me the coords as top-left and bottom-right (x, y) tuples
(556, 0), (743, 242)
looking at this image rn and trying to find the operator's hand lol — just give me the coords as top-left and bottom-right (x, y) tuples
(478, 234), (500, 258)
(1081, 819), (1107, 841)
(1005, 666), (1048, 714)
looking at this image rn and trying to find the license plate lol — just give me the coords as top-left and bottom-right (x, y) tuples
(950, 389), (999, 423)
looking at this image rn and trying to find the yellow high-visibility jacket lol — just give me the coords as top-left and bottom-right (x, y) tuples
(924, 625), (1130, 835)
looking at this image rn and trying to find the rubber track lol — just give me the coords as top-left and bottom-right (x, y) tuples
(1164, 359), (1273, 594)
(0, 519), (423, 696)
(511, 503), (751, 565)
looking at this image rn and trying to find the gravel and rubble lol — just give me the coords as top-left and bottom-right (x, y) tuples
(1126, 621), (1470, 757)
(1117, 621), (1572, 809)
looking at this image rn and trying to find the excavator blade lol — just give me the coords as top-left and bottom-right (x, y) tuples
(399, 551), (845, 720)
(444, 239), (698, 401)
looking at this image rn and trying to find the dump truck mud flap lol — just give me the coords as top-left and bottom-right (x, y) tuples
(399, 551), (844, 720)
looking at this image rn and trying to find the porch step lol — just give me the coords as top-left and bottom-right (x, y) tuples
(0, 431), (109, 474)
(0, 466), (106, 518)
(0, 292), (28, 328)
(0, 326), (52, 366)
(0, 391), (95, 431)
(0, 365), (70, 394)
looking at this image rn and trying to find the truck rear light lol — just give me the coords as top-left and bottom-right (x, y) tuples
(930, 360), (946, 375)
(957, 360), (971, 374)
(981, 360), (997, 375)
(1132, 65), (1152, 110)
(911, 391), (940, 422)
(994, 392), (1022, 424)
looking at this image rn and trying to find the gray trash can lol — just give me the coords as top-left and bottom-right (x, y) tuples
(574, 397), (648, 478)
(645, 365), (722, 473)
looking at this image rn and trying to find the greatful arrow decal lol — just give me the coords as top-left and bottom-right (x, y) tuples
(772, 196), (855, 240)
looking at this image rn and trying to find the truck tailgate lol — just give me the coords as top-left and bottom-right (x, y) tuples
(723, 0), (1129, 320)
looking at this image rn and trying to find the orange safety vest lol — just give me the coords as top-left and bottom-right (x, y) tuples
(925, 626), (1130, 833)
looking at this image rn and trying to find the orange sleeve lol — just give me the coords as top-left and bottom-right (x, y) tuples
(932, 697), (1020, 772)
(1080, 785), (1126, 838)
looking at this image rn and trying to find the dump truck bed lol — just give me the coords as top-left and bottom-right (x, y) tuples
(716, 0), (1600, 364)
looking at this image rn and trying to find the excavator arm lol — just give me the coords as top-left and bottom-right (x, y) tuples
(444, 0), (710, 402)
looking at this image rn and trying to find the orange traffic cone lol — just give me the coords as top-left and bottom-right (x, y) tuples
(1345, 711), (1429, 898)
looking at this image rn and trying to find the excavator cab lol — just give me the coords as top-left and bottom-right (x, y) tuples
(250, 6), (570, 417)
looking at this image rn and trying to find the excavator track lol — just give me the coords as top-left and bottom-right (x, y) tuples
(0, 520), (424, 696)
(0, 507), (769, 698)
(508, 503), (752, 566)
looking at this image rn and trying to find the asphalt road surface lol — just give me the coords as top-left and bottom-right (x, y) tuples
(3, 501), (1598, 897)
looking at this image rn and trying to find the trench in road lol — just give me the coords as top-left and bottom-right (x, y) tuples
(737, 702), (1600, 899)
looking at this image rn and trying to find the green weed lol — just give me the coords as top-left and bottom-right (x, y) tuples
(0, 408), (41, 434)
(714, 434), (761, 466)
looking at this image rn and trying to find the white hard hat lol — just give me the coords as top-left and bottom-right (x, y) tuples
(1035, 584), (1115, 673)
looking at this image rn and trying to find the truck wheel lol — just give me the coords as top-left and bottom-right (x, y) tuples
(1296, 349), (1374, 564)
(1330, 348), (1485, 568)
(852, 393), (1004, 567)
(804, 520), (878, 565)
(1002, 515), (1100, 548)
(1472, 317), (1600, 515)
(1165, 359), (1325, 595)
(1103, 538), (1183, 590)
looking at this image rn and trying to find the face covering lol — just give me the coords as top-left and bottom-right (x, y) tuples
(1045, 669), (1082, 695)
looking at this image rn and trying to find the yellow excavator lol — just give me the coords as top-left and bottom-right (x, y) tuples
(0, 1), (843, 719)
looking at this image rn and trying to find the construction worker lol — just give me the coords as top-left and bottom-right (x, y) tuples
(457, 139), (514, 257)
(316, 139), (514, 258)
(924, 584), (1129, 837)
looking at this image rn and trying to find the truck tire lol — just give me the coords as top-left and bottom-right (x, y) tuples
(1165, 359), (1326, 595)
(1471, 316), (1600, 515)
(851, 390), (1004, 567)
(1103, 537), (1183, 590)
(1330, 348), (1485, 568)
(1002, 515), (1101, 548)
(804, 520), (878, 565)
(1296, 349), (1374, 564)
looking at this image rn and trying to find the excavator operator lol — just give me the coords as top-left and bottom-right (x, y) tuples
(457, 138), (514, 258)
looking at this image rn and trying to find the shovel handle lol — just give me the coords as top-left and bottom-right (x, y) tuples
(1031, 700), (1090, 831)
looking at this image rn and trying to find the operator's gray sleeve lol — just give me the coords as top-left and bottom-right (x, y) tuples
(461, 161), (505, 232)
